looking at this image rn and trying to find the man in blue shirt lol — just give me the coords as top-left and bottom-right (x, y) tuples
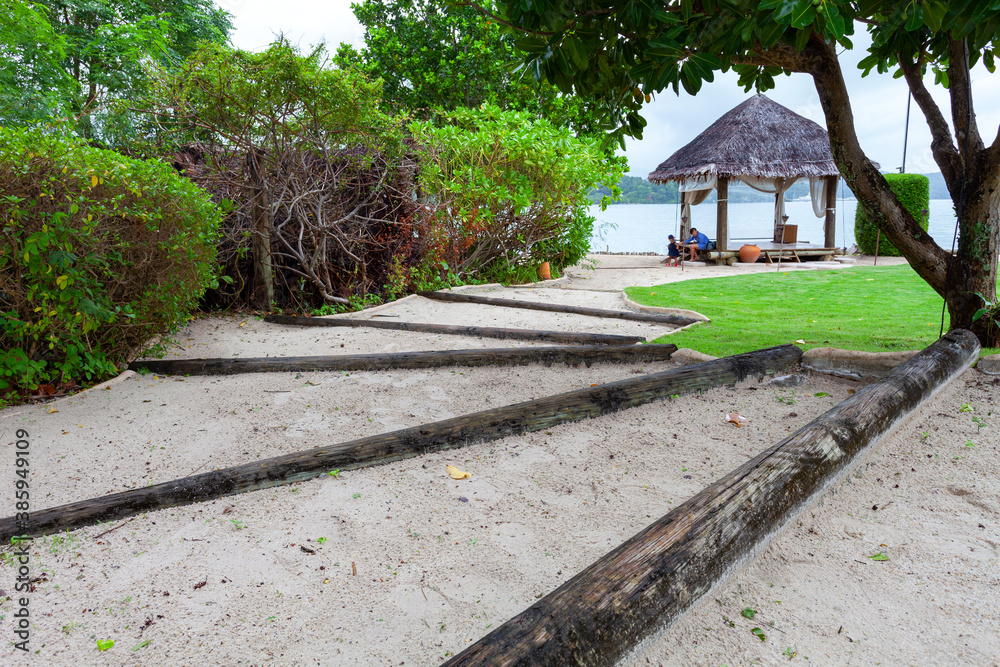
(684, 227), (710, 261)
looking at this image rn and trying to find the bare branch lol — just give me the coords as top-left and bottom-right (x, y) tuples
(897, 52), (963, 196)
(947, 38), (985, 157)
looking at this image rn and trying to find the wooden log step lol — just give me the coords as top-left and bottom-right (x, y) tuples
(130, 344), (679, 376)
(442, 329), (980, 667)
(417, 290), (699, 327)
(0, 345), (803, 542)
(263, 313), (644, 345)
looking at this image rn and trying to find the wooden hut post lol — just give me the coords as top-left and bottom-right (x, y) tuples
(716, 176), (729, 251)
(824, 174), (838, 249)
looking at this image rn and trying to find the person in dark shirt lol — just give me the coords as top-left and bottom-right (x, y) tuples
(684, 227), (710, 261)
(666, 234), (680, 267)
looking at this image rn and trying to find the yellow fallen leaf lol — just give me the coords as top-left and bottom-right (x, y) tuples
(91, 174), (98, 188)
(446, 465), (471, 480)
(48, 407), (58, 413)
(239, 321), (246, 327)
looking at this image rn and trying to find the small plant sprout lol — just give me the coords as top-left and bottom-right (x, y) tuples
(783, 646), (798, 659)
(972, 416), (986, 431)
(965, 439), (975, 448)
(352, 492), (361, 499)
(959, 402), (973, 412)
(230, 519), (244, 530)
(317, 537), (327, 544)
(773, 390), (797, 405)
(326, 469), (340, 478)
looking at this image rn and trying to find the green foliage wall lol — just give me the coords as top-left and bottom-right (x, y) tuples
(410, 105), (623, 285)
(0, 128), (221, 392)
(854, 173), (930, 256)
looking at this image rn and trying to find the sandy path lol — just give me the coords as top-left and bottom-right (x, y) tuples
(0, 254), (994, 666)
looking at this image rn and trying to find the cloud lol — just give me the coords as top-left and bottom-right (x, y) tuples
(630, 31), (1000, 178)
(224, 0), (364, 53)
(220, 4), (1000, 179)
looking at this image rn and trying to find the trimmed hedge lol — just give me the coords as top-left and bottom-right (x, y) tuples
(0, 127), (221, 392)
(854, 173), (930, 256)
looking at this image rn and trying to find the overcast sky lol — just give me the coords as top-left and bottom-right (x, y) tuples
(220, 0), (1000, 178)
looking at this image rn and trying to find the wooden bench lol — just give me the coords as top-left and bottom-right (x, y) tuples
(762, 248), (801, 264)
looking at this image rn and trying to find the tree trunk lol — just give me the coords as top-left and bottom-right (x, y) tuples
(791, 37), (1000, 348)
(130, 344), (678, 376)
(949, 171), (1000, 345)
(443, 330), (979, 666)
(247, 148), (274, 309)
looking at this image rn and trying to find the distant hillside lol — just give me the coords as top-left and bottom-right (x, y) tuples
(590, 173), (948, 205)
(588, 175), (680, 204)
(922, 172), (949, 199)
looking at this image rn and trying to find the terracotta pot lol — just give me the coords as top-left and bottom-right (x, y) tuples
(739, 244), (761, 264)
(537, 261), (551, 280)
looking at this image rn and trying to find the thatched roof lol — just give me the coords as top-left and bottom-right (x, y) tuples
(648, 95), (840, 182)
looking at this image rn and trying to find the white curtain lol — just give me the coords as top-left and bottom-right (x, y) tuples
(808, 176), (827, 218)
(679, 177), (715, 235)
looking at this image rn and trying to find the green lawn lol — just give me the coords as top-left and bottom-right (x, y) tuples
(626, 264), (999, 357)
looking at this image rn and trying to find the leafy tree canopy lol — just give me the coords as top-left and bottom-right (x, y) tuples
(337, 0), (608, 136)
(478, 0), (1000, 345)
(1, 0), (232, 136)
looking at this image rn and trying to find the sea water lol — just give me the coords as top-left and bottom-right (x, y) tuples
(589, 199), (959, 254)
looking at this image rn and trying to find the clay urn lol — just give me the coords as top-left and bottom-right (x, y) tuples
(739, 244), (761, 263)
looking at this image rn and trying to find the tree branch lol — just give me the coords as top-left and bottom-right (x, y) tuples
(947, 38), (985, 157)
(798, 36), (949, 294)
(897, 52), (962, 197)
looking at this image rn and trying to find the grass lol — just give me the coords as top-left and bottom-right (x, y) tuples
(626, 264), (999, 357)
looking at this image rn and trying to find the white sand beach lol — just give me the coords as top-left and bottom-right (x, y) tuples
(1, 254), (995, 666)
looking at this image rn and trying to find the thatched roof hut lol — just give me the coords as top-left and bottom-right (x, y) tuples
(649, 95), (838, 182)
(648, 95), (841, 254)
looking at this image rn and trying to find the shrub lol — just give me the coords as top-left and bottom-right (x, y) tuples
(409, 104), (622, 285)
(854, 173), (930, 256)
(0, 127), (221, 391)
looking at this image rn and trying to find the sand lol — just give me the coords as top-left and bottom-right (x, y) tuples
(0, 254), (995, 666)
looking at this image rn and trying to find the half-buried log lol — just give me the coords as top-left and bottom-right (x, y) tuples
(417, 290), (699, 326)
(442, 329), (980, 667)
(129, 344), (679, 376)
(263, 313), (644, 345)
(0, 345), (802, 541)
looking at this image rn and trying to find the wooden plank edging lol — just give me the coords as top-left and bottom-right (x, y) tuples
(417, 290), (698, 327)
(129, 344), (679, 376)
(0, 345), (802, 542)
(442, 329), (980, 666)
(263, 314), (644, 345)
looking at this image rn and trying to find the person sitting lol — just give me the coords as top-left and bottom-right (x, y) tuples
(684, 227), (710, 261)
(666, 235), (681, 267)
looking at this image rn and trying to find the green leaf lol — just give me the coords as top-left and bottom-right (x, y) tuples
(788, 2), (817, 29)
(751, 627), (767, 641)
(132, 640), (151, 651)
(563, 36), (589, 71)
(819, 3), (847, 39)
(868, 552), (889, 561)
(814, 392), (828, 397)
(741, 607), (757, 619)
(97, 639), (115, 651)
(759, 0), (800, 20)
(971, 308), (987, 322)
